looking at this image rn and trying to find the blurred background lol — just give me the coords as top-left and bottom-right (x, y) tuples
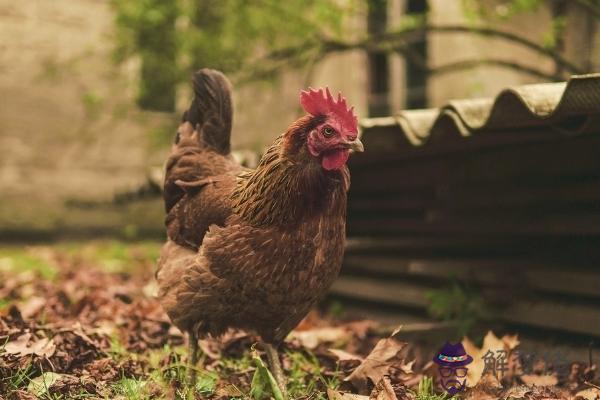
(2, 0), (600, 345)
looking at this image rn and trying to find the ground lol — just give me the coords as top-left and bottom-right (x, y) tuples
(0, 241), (598, 400)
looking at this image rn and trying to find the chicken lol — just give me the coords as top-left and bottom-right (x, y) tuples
(156, 68), (363, 394)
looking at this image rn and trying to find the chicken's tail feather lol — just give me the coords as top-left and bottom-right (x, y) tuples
(184, 68), (233, 155)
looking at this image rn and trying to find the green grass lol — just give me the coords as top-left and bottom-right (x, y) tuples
(1, 364), (35, 394)
(0, 240), (162, 282)
(195, 370), (219, 395)
(285, 350), (339, 399)
(413, 377), (458, 400)
(0, 247), (59, 280)
(56, 240), (161, 274)
(113, 377), (148, 400)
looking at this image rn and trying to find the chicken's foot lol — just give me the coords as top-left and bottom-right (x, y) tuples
(187, 329), (199, 390)
(264, 342), (288, 399)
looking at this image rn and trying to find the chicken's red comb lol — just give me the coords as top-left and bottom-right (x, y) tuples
(300, 87), (358, 133)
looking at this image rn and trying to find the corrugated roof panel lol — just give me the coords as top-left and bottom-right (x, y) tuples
(360, 73), (600, 152)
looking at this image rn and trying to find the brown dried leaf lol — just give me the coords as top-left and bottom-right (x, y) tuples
(345, 320), (379, 339)
(505, 385), (570, 400)
(464, 370), (503, 400)
(369, 376), (398, 400)
(214, 382), (245, 398)
(575, 388), (600, 400)
(399, 360), (415, 375)
(329, 349), (364, 362)
(327, 388), (370, 400)
(4, 333), (56, 358)
(346, 332), (407, 394)
(502, 335), (520, 351)
(289, 327), (351, 350)
(500, 385), (532, 400)
(19, 296), (46, 319)
(462, 331), (519, 387)
(3, 332), (31, 354)
(9, 390), (37, 400)
(520, 374), (558, 387)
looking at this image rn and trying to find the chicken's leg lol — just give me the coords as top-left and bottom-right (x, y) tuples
(264, 342), (288, 398)
(187, 329), (199, 389)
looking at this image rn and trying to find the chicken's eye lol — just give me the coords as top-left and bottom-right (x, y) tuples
(322, 126), (335, 138)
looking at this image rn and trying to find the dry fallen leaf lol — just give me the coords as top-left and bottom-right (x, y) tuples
(520, 374), (558, 387)
(3, 333), (56, 358)
(142, 280), (158, 298)
(399, 359), (415, 374)
(464, 373), (502, 400)
(3, 332), (31, 355)
(214, 383), (245, 398)
(462, 331), (519, 387)
(502, 334), (520, 351)
(27, 372), (63, 397)
(370, 376), (399, 400)
(500, 385), (532, 400)
(327, 388), (369, 400)
(9, 390), (37, 400)
(328, 348), (364, 362)
(502, 385), (570, 400)
(18, 296), (46, 319)
(345, 328), (406, 394)
(288, 327), (351, 349)
(344, 320), (378, 339)
(575, 387), (600, 400)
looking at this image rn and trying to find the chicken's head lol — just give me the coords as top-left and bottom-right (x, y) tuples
(300, 87), (363, 171)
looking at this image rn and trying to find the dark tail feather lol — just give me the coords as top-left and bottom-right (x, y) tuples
(183, 68), (233, 155)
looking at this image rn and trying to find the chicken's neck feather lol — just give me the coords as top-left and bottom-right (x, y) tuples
(231, 136), (348, 227)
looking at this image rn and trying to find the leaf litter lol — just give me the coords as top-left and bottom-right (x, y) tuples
(0, 242), (598, 399)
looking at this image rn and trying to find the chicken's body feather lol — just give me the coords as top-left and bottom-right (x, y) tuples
(157, 69), (353, 345)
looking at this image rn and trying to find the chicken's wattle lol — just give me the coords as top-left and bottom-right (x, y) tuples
(322, 148), (350, 170)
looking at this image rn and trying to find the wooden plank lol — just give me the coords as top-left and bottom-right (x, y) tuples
(436, 179), (600, 210)
(500, 300), (600, 337)
(330, 276), (430, 309)
(330, 275), (600, 337)
(348, 191), (433, 213)
(350, 135), (600, 193)
(342, 255), (600, 298)
(347, 213), (600, 235)
(348, 178), (600, 213)
(344, 236), (583, 256)
(345, 236), (499, 257)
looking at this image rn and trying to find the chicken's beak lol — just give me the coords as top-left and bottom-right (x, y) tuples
(343, 137), (364, 153)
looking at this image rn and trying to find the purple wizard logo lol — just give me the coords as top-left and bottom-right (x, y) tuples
(433, 342), (473, 395)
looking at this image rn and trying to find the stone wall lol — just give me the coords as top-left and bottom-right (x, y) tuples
(0, 0), (367, 238)
(427, 0), (599, 106)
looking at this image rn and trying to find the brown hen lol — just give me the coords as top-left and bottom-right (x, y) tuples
(156, 69), (363, 395)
